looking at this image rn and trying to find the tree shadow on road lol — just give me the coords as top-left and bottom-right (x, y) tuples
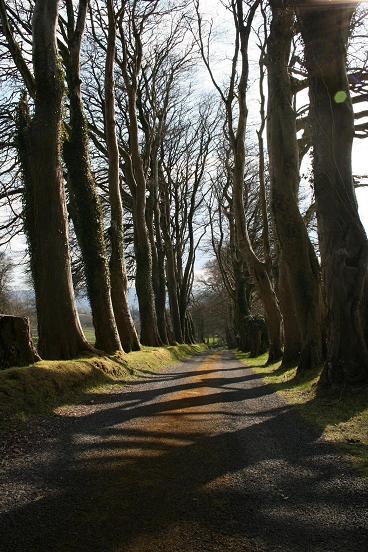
(1, 352), (367, 552)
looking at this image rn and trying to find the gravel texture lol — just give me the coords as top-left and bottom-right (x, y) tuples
(0, 350), (367, 551)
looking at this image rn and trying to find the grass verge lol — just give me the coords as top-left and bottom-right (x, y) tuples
(236, 351), (368, 475)
(0, 343), (207, 430)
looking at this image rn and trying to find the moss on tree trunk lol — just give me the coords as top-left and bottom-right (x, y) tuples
(16, 0), (90, 360)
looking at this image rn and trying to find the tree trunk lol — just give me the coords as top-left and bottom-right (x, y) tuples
(233, 257), (250, 352)
(185, 313), (195, 344)
(251, 255), (282, 364)
(17, 0), (90, 359)
(146, 193), (168, 344)
(232, 112), (282, 362)
(296, 2), (368, 385)
(267, 2), (323, 372)
(165, 252), (183, 343)
(154, 212), (169, 345)
(165, 310), (176, 345)
(0, 315), (40, 368)
(278, 252), (301, 367)
(133, 220), (161, 346)
(127, 94), (161, 346)
(63, 0), (121, 354)
(245, 316), (268, 358)
(187, 312), (196, 343)
(160, 168), (183, 343)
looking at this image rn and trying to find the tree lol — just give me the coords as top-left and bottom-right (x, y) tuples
(136, 22), (194, 344)
(105, 0), (140, 352)
(267, 0), (322, 371)
(61, 0), (123, 354)
(295, 0), (368, 385)
(0, 0), (124, 355)
(116, 0), (161, 346)
(17, 0), (90, 359)
(195, 0), (282, 362)
(160, 100), (213, 342)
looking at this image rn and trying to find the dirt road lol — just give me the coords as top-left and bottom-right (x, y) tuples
(1, 350), (367, 551)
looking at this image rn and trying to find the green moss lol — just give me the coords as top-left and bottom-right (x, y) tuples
(0, 343), (207, 431)
(236, 351), (368, 476)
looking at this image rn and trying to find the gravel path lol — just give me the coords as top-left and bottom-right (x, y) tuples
(0, 350), (367, 551)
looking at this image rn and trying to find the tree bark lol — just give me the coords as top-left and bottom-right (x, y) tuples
(233, 255), (250, 352)
(165, 252), (183, 344)
(17, 0), (90, 359)
(160, 167), (183, 343)
(267, 1), (323, 371)
(296, 2), (368, 385)
(153, 205), (169, 344)
(146, 191), (168, 344)
(133, 217), (161, 346)
(63, 0), (122, 354)
(105, 0), (140, 352)
(127, 91), (160, 347)
(277, 252), (301, 367)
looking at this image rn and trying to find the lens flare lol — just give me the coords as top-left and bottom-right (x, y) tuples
(334, 90), (348, 103)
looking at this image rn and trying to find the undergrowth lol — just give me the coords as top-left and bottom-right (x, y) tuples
(236, 351), (368, 475)
(0, 343), (207, 430)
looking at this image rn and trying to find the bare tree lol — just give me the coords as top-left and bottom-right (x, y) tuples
(105, 0), (140, 351)
(116, 0), (161, 346)
(195, 0), (282, 362)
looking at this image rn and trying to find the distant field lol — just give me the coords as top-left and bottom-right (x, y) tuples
(82, 327), (95, 345)
(31, 324), (95, 347)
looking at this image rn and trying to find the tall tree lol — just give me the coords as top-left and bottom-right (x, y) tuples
(105, 0), (140, 352)
(117, 0), (161, 346)
(62, 0), (122, 354)
(267, 0), (323, 371)
(295, 0), (368, 385)
(230, 0), (282, 362)
(1, 0), (123, 354)
(17, 0), (90, 359)
(195, 0), (282, 362)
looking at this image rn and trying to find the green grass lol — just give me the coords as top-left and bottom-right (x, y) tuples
(0, 343), (207, 430)
(207, 337), (222, 346)
(31, 327), (96, 347)
(236, 351), (368, 475)
(83, 327), (96, 345)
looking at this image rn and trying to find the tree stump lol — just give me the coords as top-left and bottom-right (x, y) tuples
(0, 315), (40, 369)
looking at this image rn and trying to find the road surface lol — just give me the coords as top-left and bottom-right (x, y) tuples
(1, 350), (367, 551)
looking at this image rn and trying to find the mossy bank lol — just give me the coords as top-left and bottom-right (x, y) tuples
(0, 343), (207, 429)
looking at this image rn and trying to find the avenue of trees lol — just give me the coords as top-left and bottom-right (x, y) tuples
(0, 0), (367, 389)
